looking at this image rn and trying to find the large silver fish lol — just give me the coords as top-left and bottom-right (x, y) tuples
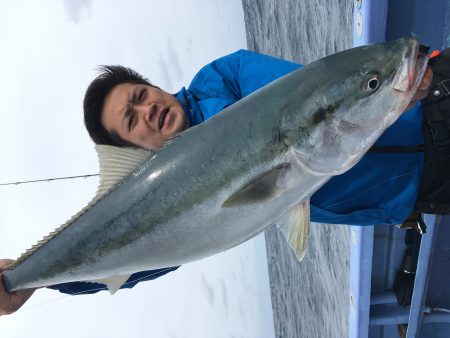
(3, 38), (428, 293)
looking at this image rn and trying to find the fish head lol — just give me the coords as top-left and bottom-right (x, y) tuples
(290, 37), (428, 176)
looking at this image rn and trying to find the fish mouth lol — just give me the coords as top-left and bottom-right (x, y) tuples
(392, 39), (429, 92)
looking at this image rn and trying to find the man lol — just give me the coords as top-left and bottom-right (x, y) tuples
(0, 48), (437, 315)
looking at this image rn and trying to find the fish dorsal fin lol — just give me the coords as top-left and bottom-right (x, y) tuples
(222, 164), (291, 208)
(95, 145), (153, 196)
(277, 200), (310, 261)
(89, 274), (131, 295)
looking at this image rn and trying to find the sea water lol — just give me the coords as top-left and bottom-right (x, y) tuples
(242, 1), (354, 337)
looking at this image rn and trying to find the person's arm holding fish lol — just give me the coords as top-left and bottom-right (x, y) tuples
(0, 260), (35, 315)
(0, 44), (438, 315)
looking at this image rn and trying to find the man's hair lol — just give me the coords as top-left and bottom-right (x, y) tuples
(83, 65), (153, 146)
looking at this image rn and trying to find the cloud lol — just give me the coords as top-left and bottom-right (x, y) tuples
(201, 273), (215, 307)
(156, 57), (174, 92)
(220, 279), (229, 313)
(62, 0), (92, 23)
(167, 38), (184, 81)
(155, 38), (184, 92)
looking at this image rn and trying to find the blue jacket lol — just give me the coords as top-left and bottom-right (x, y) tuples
(50, 49), (424, 295)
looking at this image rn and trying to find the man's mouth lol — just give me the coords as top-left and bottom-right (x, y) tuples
(159, 109), (169, 130)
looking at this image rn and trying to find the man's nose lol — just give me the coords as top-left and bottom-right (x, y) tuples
(135, 103), (156, 123)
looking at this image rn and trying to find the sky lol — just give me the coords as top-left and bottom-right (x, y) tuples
(0, 1), (275, 337)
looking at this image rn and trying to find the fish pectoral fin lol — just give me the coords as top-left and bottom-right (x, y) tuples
(90, 274), (131, 295)
(222, 163), (291, 208)
(276, 199), (310, 261)
(95, 144), (153, 197)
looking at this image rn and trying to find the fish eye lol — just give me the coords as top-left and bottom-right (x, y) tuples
(366, 76), (380, 91)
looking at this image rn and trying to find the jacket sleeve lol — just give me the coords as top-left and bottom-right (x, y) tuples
(46, 266), (179, 295)
(188, 49), (302, 120)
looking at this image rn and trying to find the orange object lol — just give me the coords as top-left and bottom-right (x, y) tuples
(430, 50), (441, 58)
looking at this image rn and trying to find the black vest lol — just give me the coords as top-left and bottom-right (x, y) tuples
(415, 48), (450, 214)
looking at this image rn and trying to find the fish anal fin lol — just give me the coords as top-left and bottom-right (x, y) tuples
(90, 274), (131, 295)
(277, 199), (310, 261)
(222, 163), (291, 208)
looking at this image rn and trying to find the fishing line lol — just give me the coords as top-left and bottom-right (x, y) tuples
(16, 267), (176, 313)
(0, 174), (99, 187)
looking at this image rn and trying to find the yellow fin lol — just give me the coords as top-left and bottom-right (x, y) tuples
(277, 200), (310, 261)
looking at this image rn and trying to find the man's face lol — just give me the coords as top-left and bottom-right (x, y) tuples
(101, 83), (188, 150)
